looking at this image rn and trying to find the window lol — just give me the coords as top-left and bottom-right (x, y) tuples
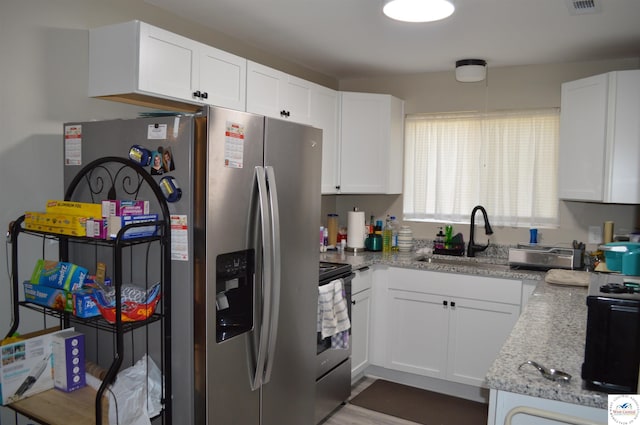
(403, 109), (560, 227)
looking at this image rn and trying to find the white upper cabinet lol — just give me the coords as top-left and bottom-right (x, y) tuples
(310, 85), (341, 194)
(246, 61), (313, 125)
(339, 92), (405, 194)
(89, 21), (246, 112)
(559, 70), (640, 203)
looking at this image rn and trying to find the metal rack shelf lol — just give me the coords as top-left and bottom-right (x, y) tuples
(3, 157), (172, 425)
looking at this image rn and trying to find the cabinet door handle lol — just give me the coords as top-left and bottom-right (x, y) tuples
(201, 92), (208, 99)
(352, 300), (356, 305)
(443, 300), (448, 306)
(193, 90), (202, 98)
(451, 301), (456, 308)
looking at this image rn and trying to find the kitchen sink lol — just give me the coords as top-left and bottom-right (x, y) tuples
(414, 256), (512, 271)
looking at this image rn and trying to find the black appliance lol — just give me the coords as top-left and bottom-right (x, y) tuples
(315, 262), (353, 424)
(582, 275), (640, 393)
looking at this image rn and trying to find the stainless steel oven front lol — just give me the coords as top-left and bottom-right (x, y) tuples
(317, 265), (353, 377)
(316, 262), (353, 423)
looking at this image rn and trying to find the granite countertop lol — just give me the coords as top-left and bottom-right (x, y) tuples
(319, 249), (609, 410)
(319, 249), (545, 281)
(485, 276), (608, 410)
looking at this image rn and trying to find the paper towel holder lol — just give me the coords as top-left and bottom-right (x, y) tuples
(346, 207), (367, 253)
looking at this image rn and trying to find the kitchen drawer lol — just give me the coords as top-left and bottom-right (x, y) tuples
(352, 266), (372, 294)
(388, 267), (522, 305)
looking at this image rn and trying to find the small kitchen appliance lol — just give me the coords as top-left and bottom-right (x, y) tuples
(508, 244), (583, 270)
(582, 274), (640, 393)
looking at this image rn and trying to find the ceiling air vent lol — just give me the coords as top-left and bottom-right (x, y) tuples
(565, 0), (602, 15)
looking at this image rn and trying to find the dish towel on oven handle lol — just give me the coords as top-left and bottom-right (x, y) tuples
(317, 278), (351, 340)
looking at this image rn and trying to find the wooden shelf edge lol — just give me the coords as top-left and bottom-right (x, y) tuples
(8, 386), (108, 425)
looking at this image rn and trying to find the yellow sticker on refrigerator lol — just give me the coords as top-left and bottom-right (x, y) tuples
(224, 121), (244, 169)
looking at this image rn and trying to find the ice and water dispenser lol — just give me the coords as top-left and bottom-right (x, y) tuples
(215, 250), (254, 343)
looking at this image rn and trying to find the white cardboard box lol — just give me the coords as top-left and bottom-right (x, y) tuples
(0, 328), (67, 405)
(52, 330), (85, 392)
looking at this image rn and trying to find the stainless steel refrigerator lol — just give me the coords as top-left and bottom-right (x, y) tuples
(63, 106), (322, 425)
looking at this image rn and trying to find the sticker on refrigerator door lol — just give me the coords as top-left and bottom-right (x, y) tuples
(147, 124), (167, 140)
(64, 125), (82, 166)
(170, 214), (188, 261)
(224, 121), (245, 169)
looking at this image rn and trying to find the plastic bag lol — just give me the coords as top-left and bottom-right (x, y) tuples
(92, 283), (162, 323)
(95, 355), (162, 425)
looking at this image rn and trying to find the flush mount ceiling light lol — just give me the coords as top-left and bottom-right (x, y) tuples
(382, 0), (455, 23)
(455, 59), (487, 82)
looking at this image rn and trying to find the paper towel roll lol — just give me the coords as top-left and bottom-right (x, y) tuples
(347, 211), (366, 249)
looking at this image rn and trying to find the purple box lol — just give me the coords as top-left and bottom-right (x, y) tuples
(52, 330), (85, 392)
(86, 218), (108, 239)
(101, 200), (149, 217)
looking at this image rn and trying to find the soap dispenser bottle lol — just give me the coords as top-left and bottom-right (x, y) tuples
(435, 227), (445, 249)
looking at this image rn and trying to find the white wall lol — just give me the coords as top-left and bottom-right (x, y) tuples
(330, 58), (640, 248)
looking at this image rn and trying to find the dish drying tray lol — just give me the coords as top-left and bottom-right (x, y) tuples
(508, 244), (583, 270)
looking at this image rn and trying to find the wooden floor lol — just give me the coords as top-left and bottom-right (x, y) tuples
(321, 377), (421, 425)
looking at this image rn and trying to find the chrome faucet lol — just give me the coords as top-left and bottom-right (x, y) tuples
(467, 205), (494, 257)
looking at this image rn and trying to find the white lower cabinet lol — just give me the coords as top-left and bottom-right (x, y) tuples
(447, 297), (520, 386)
(387, 289), (449, 378)
(351, 267), (373, 380)
(380, 267), (521, 387)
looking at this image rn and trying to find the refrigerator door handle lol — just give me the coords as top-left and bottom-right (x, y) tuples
(263, 166), (281, 384)
(251, 166), (272, 391)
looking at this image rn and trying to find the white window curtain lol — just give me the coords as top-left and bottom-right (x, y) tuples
(403, 109), (560, 227)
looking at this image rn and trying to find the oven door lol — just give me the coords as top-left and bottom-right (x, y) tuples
(317, 272), (353, 379)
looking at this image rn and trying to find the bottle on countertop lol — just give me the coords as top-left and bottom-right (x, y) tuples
(389, 216), (399, 251)
(435, 227), (445, 249)
(327, 213), (338, 247)
(444, 225), (453, 248)
(375, 220), (383, 235)
(382, 215), (392, 253)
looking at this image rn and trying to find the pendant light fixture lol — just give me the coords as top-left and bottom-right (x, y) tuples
(383, 0), (455, 23)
